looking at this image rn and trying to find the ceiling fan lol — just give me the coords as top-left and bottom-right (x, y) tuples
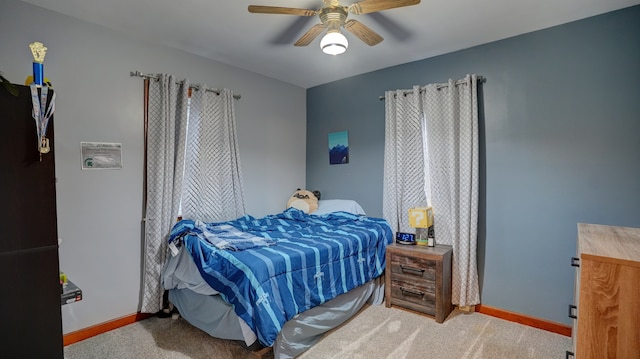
(248, 0), (421, 55)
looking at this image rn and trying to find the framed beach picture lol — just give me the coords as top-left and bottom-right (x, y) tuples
(328, 131), (349, 165)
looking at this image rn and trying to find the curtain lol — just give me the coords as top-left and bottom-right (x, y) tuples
(181, 86), (246, 222)
(382, 86), (428, 234)
(422, 75), (480, 306)
(383, 75), (480, 307)
(141, 75), (189, 313)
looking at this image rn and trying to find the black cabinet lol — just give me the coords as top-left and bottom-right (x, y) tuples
(0, 84), (63, 358)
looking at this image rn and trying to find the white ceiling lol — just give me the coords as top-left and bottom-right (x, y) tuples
(20, 0), (640, 89)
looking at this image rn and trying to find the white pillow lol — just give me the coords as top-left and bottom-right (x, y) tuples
(312, 199), (366, 216)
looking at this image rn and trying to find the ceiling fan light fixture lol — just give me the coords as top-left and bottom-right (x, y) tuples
(320, 31), (348, 55)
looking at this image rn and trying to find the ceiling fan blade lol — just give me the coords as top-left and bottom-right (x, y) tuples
(349, 0), (420, 15)
(248, 5), (317, 16)
(294, 24), (326, 46)
(344, 19), (383, 46)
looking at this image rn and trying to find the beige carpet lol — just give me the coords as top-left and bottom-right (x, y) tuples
(64, 316), (263, 359)
(300, 305), (571, 359)
(65, 305), (571, 359)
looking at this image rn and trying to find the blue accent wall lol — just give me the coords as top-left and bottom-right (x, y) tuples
(306, 5), (640, 325)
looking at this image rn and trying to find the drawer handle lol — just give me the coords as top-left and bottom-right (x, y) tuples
(570, 257), (580, 267)
(400, 286), (424, 297)
(400, 265), (425, 275)
(568, 304), (577, 319)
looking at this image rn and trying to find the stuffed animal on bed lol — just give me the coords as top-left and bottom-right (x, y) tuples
(286, 189), (319, 214)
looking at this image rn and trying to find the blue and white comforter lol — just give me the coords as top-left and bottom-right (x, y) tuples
(168, 208), (392, 346)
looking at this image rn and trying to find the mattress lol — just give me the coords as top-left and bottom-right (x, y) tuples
(166, 208), (392, 346)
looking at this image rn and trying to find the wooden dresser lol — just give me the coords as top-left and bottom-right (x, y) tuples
(385, 243), (453, 323)
(568, 223), (640, 359)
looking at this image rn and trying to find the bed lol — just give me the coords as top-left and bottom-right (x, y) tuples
(161, 199), (392, 358)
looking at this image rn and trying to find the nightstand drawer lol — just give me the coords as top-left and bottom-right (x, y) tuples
(390, 274), (436, 295)
(389, 277), (436, 314)
(389, 254), (436, 281)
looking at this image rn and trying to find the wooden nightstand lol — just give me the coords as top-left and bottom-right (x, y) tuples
(385, 243), (453, 323)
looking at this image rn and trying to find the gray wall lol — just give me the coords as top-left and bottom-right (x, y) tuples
(307, 6), (640, 325)
(1, 0), (306, 334)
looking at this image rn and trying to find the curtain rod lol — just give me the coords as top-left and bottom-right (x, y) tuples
(378, 76), (485, 101)
(130, 71), (241, 100)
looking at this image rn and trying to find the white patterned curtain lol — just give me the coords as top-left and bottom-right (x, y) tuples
(181, 87), (246, 222)
(422, 75), (480, 307)
(383, 75), (480, 307)
(382, 86), (428, 234)
(141, 75), (189, 313)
